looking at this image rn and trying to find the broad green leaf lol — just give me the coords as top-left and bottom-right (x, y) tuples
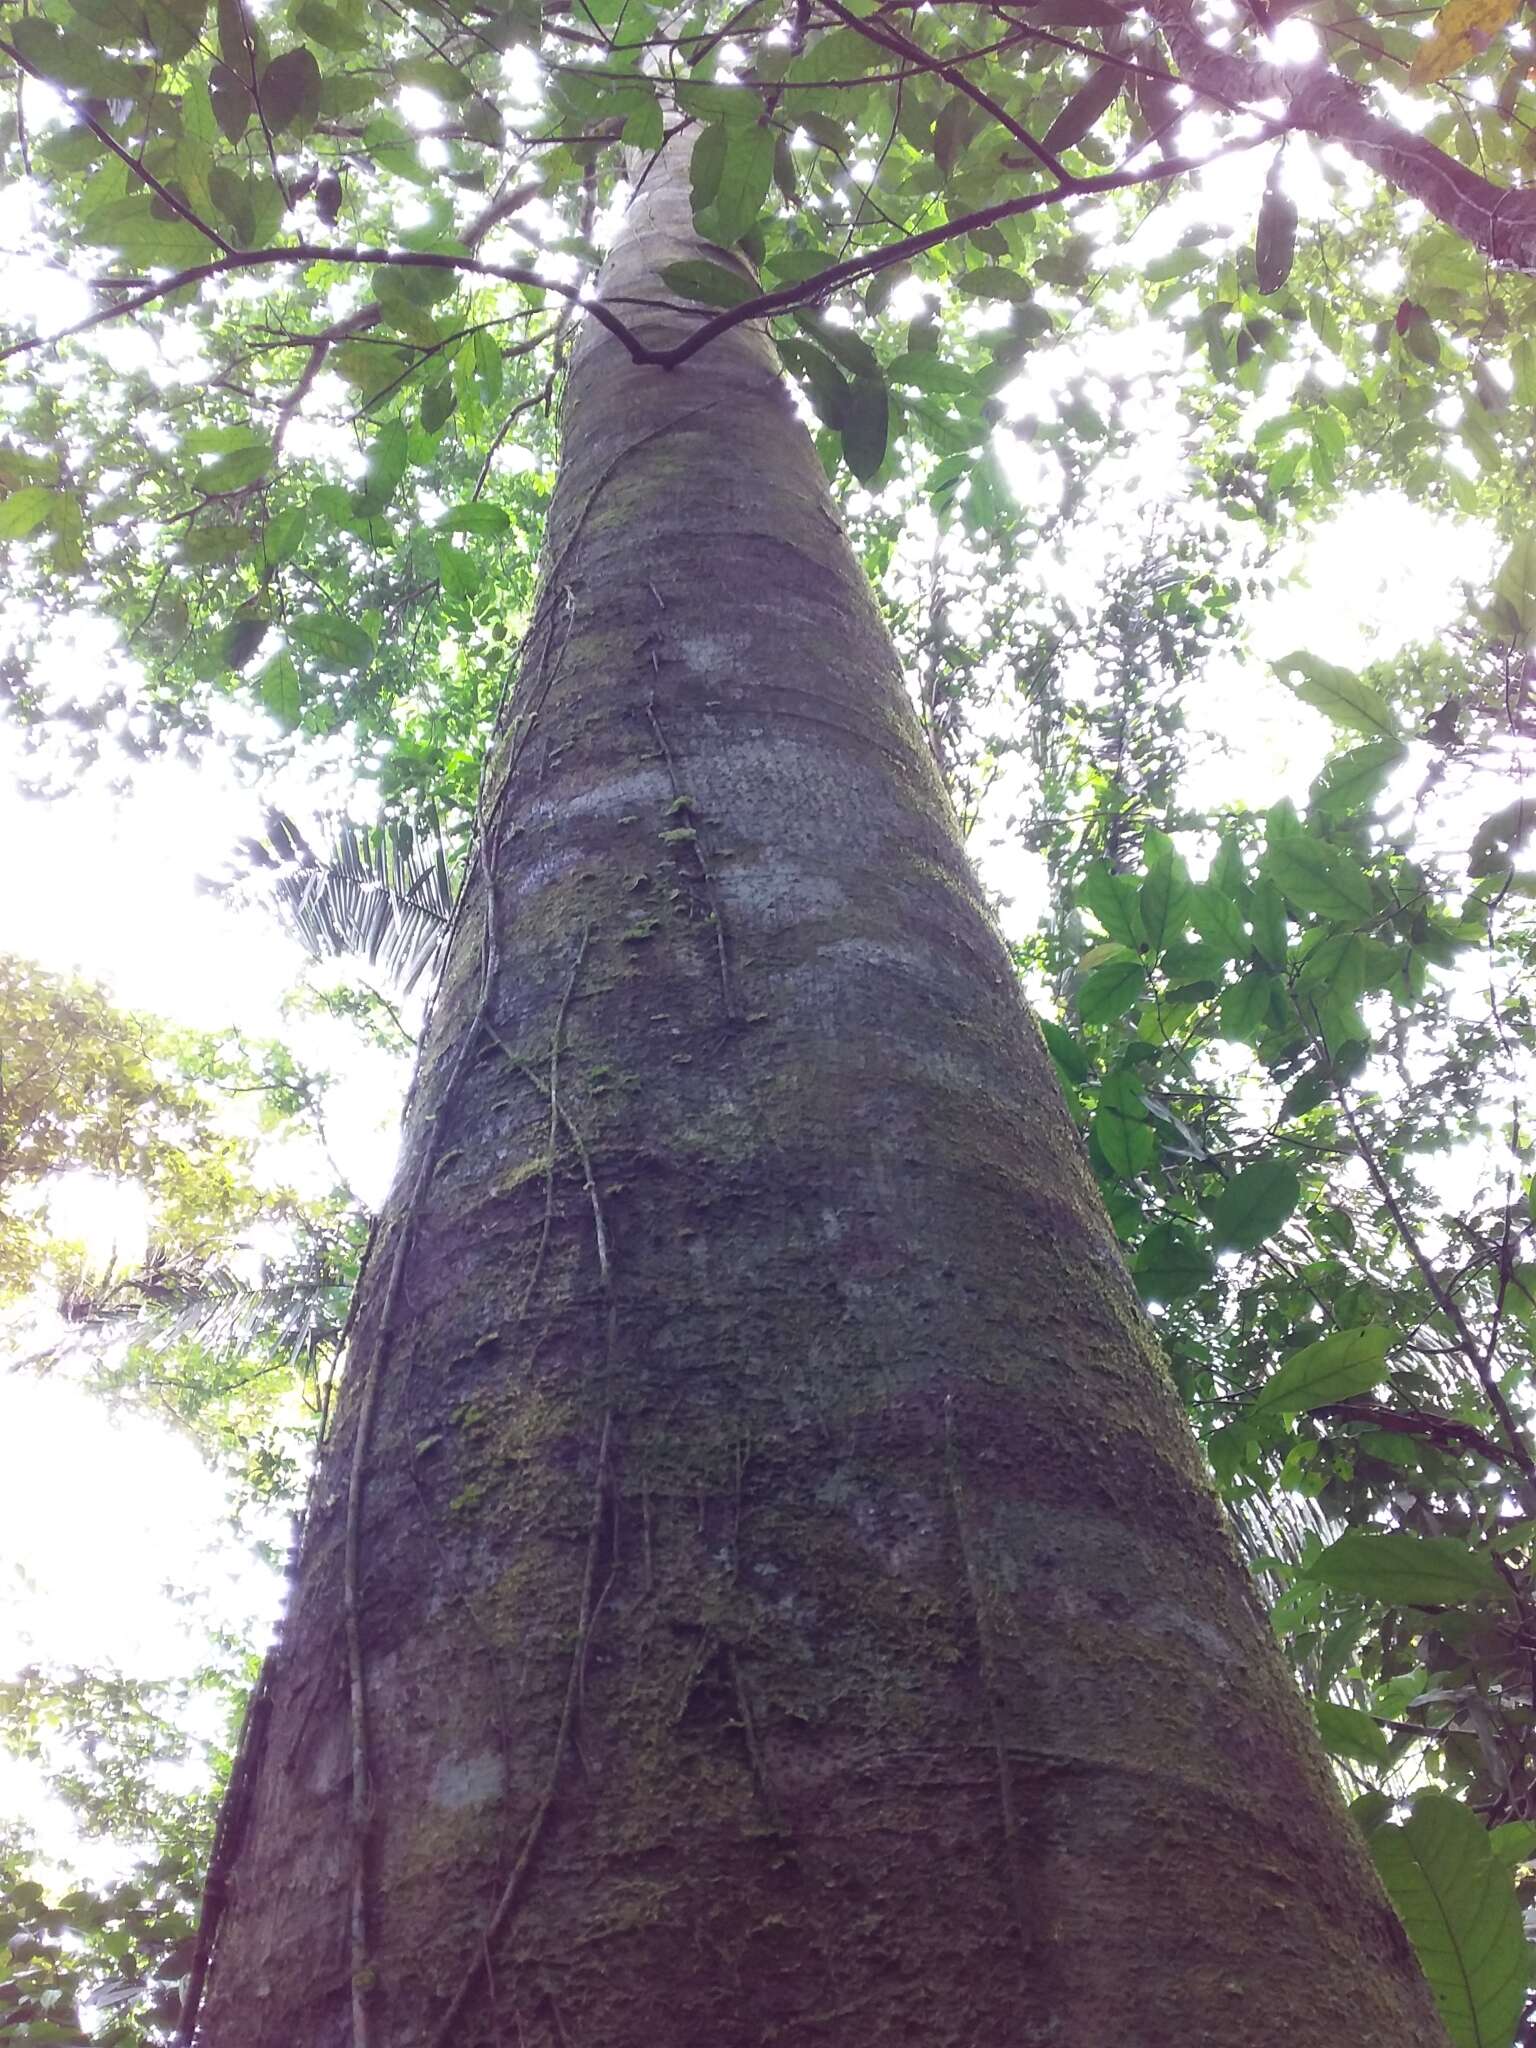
(1250, 1325), (1392, 1414)
(1314, 1700), (1390, 1769)
(421, 378), (456, 434)
(435, 538), (482, 601)
(887, 354), (973, 396)
(954, 267), (1034, 303)
(673, 79), (759, 125)
(841, 376), (889, 484)
(1042, 64), (1122, 154)
(660, 259), (756, 309)
(1212, 1159), (1299, 1249)
(1372, 1793), (1527, 2048)
(288, 612), (374, 670)
(1311, 739), (1408, 818)
(1140, 833), (1193, 952)
(1190, 881), (1247, 958)
(1255, 153), (1297, 295)
(1494, 534), (1536, 634)
(1095, 1071), (1157, 1176)
(293, 0), (368, 50)
(1037, 1015), (1089, 1083)
(262, 46), (323, 134)
(440, 502), (510, 535)
(200, 437), (273, 492)
(1273, 652), (1398, 739)
(697, 121), (775, 246)
(0, 487), (60, 540)
(1250, 878), (1289, 968)
(1265, 835), (1374, 921)
(1304, 1530), (1504, 1607)
(784, 25), (870, 88)
(1078, 959), (1147, 1025)
(258, 650), (302, 728)
(1218, 971), (1277, 1043)
(1134, 1221), (1213, 1302)
(10, 18), (142, 95)
(1488, 1823), (1536, 1869)
(81, 198), (212, 268)
(262, 504), (308, 564)
(1080, 864), (1146, 949)
(780, 340), (849, 429)
(689, 120), (728, 218)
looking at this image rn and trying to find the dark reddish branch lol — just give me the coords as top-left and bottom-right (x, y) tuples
(1320, 1399), (1525, 1475)
(1144, 0), (1536, 271)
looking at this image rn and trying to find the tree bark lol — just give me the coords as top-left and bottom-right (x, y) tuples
(193, 142), (1449, 2048)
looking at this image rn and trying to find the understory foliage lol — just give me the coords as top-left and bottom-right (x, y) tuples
(1, 0), (1534, 2034)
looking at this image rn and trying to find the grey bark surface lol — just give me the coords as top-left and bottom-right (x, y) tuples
(194, 142), (1450, 2048)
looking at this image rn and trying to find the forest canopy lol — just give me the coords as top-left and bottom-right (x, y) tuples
(0, 0), (1534, 2035)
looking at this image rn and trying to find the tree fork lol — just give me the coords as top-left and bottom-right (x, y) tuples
(190, 142), (1450, 2047)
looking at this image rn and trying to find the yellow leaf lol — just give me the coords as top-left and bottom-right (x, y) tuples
(1409, 0), (1522, 84)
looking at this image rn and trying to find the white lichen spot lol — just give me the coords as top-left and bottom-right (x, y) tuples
(430, 1751), (506, 1811)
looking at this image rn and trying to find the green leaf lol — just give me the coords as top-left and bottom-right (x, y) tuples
(1265, 835), (1373, 921)
(673, 79), (759, 125)
(200, 436), (273, 492)
(1042, 63), (1122, 154)
(1037, 1015), (1089, 1083)
(1372, 1794), (1527, 2048)
(258, 650), (302, 728)
(780, 340), (849, 429)
(841, 375), (889, 484)
(262, 503), (308, 564)
(421, 378), (456, 434)
(81, 198), (212, 268)
(1250, 1325), (1392, 1415)
(0, 487), (60, 540)
(1488, 1822), (1536, 1870)
(1189, 882), (1247, 958)
(689, 120), (728, 217)
(10, 18), (142, 95)
(1134, 1221), (1214, 1302)
(1095, 1071), (1157, 1176)
(1078, 959), (1147, 1025)
(783, 25), (870, 88)
(288, 612), (374, 670)
(293, 0), (368, 50)
(1140, 832), (1193, 953)
(1254, 152), (1298, 295)
(1273, 652), (1399, 739)
(1305, 1531), (1505, 1608)
(1219, 971), (1277, 1044)
(440, 502), (510, 535)
(954, 267), (1034, 303)
(435, 537), (482, 601)
(261, 46), (323, 134)
(1314, 1700), (1390, 1769)
(886, 354), (973, 396)
(660, 259), (756, 308)
(1079, 864), (1146, 949)
(1212, 1159), (1299, 1250)
(1494, 533), (1536, 634)
(696, 121), (775, 246)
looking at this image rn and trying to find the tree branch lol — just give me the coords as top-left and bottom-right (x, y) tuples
(1145, 0), (1536, 270)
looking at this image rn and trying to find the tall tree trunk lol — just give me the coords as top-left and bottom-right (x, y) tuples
(193, 144), (1448, 2048)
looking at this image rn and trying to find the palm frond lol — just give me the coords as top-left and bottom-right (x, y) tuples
(226, 808), (460, 993)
